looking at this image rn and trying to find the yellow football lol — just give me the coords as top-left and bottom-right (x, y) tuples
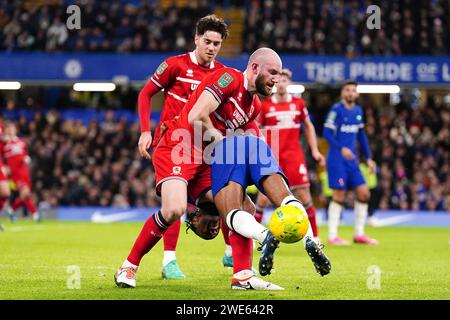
(269, 205), (309, 243)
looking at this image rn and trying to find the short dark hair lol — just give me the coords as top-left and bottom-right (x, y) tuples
(342, 79), (358, 89)
(195, 14), (229, 39)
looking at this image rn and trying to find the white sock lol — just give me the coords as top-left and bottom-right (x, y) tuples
(226, 210), (268, 243)
(163, 250), (176, 267)
(328, 201), (343, 239)
(280, 195), (312, 246)
(354, 201), (368, 236)
(281, 195), (302, 207)
(224, 244), (232, 257)
(122, 259), (138, 270)
(233, 269), (254, 280)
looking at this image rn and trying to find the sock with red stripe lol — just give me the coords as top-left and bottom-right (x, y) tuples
(306, 205), (318, 237)
(23, 197), (37, 217)
(162, 218), (180, 267)
(254, 209), (263, 224)
(11, 198), (22, 211)
(126, 211), (170, 266)
(221, 217), (231, 245)
(221, 217), (232, 257)
(229, 230), (253, 274)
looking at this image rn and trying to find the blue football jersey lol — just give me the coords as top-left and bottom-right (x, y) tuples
(323, 102), (365, 160)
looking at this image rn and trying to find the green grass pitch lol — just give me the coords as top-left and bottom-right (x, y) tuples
(0, 219), (449, 300)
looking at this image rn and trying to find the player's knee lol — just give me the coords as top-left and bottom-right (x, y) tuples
(295, 189), (312, 207)
(162, 204), (186, 223)
(332, 190), (346, 204)
(357, 191), (370, 203)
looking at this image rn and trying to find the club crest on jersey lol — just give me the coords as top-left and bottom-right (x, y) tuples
(172, 166), (182, 175)
(156, 62), (168, 75)
(218, 72), (233, 88)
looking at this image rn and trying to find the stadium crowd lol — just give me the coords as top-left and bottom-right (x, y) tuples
(363, 101), (449, 211)
(1, 0), (449, 55)
(244, 0), (450, 55)
(4, 110), (160, 209)
(0, 0), (211, 53)
(1, 99), (448, 212)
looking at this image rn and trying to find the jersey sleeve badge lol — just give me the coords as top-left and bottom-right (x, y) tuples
(156, 61), (168, 75)
(218, 72), (233, 88)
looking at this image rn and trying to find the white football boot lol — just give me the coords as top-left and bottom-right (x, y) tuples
(114, 267), (137, 288)
(231, 275), (284, 290)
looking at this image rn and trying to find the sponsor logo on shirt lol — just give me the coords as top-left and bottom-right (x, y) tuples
(340, 124), (360, 133)
(248, 105), (255, 118)
(233, 110), (245, 125)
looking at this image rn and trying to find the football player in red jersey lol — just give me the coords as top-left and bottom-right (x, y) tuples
(0, 121), (12, 219)
(1, 121), (39, 221)
(136, 15), (229, 279)
(256, 69), (325, 242)
(115, 48), (283, 289)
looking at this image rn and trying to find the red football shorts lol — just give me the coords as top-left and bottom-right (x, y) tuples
(278, 151), (310, 189)
(10, 166), (31, 188)
(152, 127), (212, 201)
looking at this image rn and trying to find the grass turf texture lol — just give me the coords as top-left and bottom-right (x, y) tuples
(0, 220), (449, 300)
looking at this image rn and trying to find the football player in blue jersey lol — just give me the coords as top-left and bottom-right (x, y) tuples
(323, 80), (378, 245)
(208, 134), (331, 290)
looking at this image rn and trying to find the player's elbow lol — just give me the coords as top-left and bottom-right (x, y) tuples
(188, 109), (207, 126)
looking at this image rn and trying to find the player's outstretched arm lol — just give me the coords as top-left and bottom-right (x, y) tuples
(137, 81), (160, 159)
(188, 90), (223, 142)
(303, 119), (324, 166)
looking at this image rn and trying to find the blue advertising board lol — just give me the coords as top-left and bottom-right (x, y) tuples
(0, 53), (449, 85)
(56, 207), (450, 227)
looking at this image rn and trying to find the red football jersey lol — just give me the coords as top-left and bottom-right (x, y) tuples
(150, 52), (225, 139)
(1, 137), (28, 169)
(168, 67), (261, 139)
(259, 94), (309, 158)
